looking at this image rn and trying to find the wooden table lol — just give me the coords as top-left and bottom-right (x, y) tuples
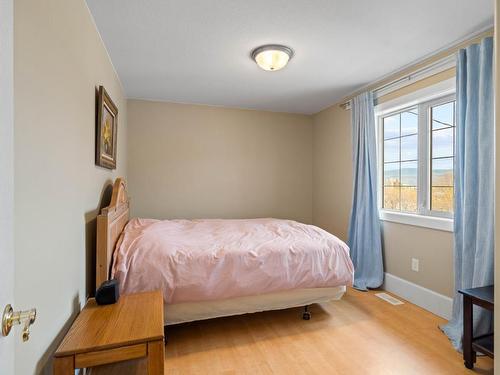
(458, 285), (494, 369)
(54, 291), (164, 374)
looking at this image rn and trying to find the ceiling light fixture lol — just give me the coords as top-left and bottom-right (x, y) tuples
(251, 44), (294, 72)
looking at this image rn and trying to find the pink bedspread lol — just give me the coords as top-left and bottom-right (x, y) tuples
(111, 218), (354, 304)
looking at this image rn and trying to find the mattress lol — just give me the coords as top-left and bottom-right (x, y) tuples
(112, 218), (354, 304)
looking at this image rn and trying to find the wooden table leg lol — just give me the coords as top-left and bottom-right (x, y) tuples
(53, 356), (74, 375)
(463, 295), (474, 369)
(147, 340), (165, 374)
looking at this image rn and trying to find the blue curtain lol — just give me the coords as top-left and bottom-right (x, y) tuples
(348, 91), (384, 291)
(441, 37), (494, 350)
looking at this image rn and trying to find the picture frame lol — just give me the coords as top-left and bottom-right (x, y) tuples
(95, 85), (118, 169)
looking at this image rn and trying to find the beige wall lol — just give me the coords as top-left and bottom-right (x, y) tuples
(14, 0), (127, 373)
(127, 100), (313, 223)
(312, 72), (455, 298)
(312, 104), (352, 240)
(381, 223), (453, 296)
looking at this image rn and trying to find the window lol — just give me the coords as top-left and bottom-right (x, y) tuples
(378, 91), (455, 230)
(382, 108), (419, 212)
(430, 101), (455, 213)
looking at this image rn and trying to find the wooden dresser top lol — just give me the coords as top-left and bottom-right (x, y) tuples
(55, 290), (164, 357)
(459, 285), (494, 305)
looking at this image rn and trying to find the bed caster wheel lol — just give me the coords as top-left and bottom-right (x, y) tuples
(302, 312), (311, 320)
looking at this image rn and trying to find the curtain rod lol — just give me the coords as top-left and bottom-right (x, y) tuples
(340, 26), (493, 110)
(340, 54), (456, 110)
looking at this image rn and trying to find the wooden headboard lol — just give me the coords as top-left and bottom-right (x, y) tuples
(96, 177), (130, 288)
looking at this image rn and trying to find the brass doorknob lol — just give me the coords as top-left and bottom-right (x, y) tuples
(2, 304), (36, 342)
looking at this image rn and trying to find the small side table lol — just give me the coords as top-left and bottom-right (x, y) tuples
(54, 291), (164, 374)
(458, 285), (494, 369)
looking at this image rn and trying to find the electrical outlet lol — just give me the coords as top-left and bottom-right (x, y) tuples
(411, 258), (419, 272)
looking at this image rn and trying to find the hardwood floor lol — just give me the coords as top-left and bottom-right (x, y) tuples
(93, 288), (493, 374)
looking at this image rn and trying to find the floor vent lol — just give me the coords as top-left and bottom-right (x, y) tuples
(375, 293), (404, 306)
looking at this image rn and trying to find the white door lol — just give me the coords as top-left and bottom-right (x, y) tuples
(0, 0), (15, 373)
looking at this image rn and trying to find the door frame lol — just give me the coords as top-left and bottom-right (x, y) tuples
(0, 0), (15, 373)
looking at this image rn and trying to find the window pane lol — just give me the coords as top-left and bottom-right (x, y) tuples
(384, 138), (400, 162)
(431, 187), (454, 213)
(401, 161), (417, 186)
(384, 187), (400, 210)
(380, 99), (456, 216)
(432, 101), (454, 130)
(432, 128), (454, 158)
(401, 187), (417, 212)
(401, 135), (417, 161)
(401, 108), (418, 136)
(384, 114), (400, 140)
(384, 162), (400, 186)
(432, 157), (453, 186)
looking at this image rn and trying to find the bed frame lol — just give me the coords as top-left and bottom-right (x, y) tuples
(96, 177), (347, 324)
(96, 177), (130, 288)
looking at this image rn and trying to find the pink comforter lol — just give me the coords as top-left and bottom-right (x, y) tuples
(111, 218), (354, 304)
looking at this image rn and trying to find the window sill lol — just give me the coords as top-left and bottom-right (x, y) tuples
(379, 210), (453, 232)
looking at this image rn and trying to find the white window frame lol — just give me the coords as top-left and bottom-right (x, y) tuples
(375, 78), (455, 232)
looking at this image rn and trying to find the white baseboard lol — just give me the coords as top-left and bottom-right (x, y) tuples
(382, 273), (453, 320)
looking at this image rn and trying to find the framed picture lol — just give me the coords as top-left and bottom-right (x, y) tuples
(96, 86), (118, 169)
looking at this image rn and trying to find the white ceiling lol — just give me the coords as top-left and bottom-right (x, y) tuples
(86, 0), (493, 114)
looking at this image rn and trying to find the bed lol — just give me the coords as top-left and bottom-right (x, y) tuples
(96, 178), (354, 325)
